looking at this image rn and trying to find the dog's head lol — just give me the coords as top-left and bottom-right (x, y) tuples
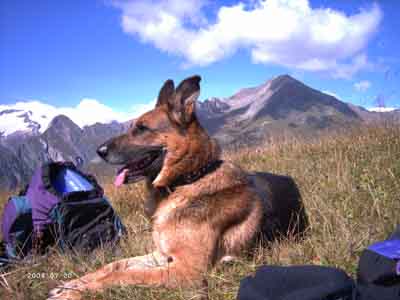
(97, 75), (220, 188)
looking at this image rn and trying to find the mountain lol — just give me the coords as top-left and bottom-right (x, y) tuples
(79, 121), (129, 163)
(0, 103), (59, 137)
(346, 104), (400, 123)
(0, 143), (28, 190)
(0, 99), (131, 138)
(0, 115), (129, 190)
(42, 115), (84, 161)
(385, 109), (400, 122)
(197, 75), (363, 145)
(1, 75), (398, 190)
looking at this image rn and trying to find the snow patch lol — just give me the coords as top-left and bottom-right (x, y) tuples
(367, 107), (398, 113)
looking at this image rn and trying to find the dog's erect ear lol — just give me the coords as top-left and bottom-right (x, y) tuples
(168, 75), (201, 126)
(156, 79), (175, 107)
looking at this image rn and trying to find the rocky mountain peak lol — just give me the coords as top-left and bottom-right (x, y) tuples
(198, 97), (230, 118)
(47, 115), (81, 131)
(269, 74), (303, 90)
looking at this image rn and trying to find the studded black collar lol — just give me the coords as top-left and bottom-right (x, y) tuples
(167, 159), (223, 191)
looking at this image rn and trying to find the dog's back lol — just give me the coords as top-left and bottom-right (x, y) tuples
(143, 168), (308, 244)
(248, 172), (308, 242)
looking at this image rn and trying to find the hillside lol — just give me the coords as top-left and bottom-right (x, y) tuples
(1, 124), (399, 300)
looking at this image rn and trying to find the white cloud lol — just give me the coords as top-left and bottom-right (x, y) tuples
(130, 98), (157, 117)
(332, 54), (374, 80)
(111, 0), (382, 78)
(58, 99), (133, 127)
(353, 80), (371, 92)
(0, 99), (155, 135)
(367, 107), (397, 112)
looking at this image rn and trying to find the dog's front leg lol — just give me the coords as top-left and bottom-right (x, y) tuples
(47, 251), (208, 300)
(47, 252), (166, 300)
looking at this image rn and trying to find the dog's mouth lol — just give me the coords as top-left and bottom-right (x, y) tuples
(115, 149), (165, 187)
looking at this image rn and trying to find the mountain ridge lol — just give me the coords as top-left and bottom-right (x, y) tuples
(1, 75), (398, 190)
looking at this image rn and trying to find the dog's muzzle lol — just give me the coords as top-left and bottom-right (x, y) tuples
(96, 141), (165, 186)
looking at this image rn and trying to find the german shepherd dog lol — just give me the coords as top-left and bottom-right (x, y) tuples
(48, 76), (307, 300)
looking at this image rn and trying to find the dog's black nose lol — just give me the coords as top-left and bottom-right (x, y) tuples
(97, 144), (108, 158)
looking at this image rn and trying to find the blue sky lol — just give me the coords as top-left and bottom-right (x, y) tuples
(0, 0), (399, 122)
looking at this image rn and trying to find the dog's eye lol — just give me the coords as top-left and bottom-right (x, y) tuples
(136, 123), (149, 132)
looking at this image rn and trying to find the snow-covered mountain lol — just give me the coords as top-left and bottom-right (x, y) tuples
(0, 99), (135, 137)
(0, 104), (51, 136)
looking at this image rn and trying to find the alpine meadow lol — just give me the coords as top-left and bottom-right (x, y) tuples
(1, 123), (399, 300)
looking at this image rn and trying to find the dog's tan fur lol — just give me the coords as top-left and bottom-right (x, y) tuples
(48, 76), (306, 300)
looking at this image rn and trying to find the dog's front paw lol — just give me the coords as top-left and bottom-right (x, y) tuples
(47, 281), (83, 300)
(47, 289), (81, 300)
(219, 255), (238, 264)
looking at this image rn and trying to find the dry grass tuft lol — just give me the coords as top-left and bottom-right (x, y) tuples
(1, 124), (399, 299)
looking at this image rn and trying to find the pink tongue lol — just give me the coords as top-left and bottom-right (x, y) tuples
(114, 169), (128, 187)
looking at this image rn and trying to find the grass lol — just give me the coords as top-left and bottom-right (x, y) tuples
(1, 124), (400, 299)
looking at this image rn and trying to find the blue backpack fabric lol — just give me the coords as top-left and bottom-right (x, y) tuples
(1, 161), (125, 267)
(355, 225), (400, 300)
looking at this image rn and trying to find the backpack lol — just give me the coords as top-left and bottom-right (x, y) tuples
(1, 196), (33, 260)
(355, 225), (400, 300)
(1, 161), (125, 266)
(237, 265), (354, 300)
(237, 225), (400, 300)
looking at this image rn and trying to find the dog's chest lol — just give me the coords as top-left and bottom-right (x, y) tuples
(152, 193), (189, 226)
(151, 193), (195, 254)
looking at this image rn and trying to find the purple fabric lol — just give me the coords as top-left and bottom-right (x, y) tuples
(26, 167), (60, 232)
(1, 200), (17, 243)
(368, 239), (400, 260)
